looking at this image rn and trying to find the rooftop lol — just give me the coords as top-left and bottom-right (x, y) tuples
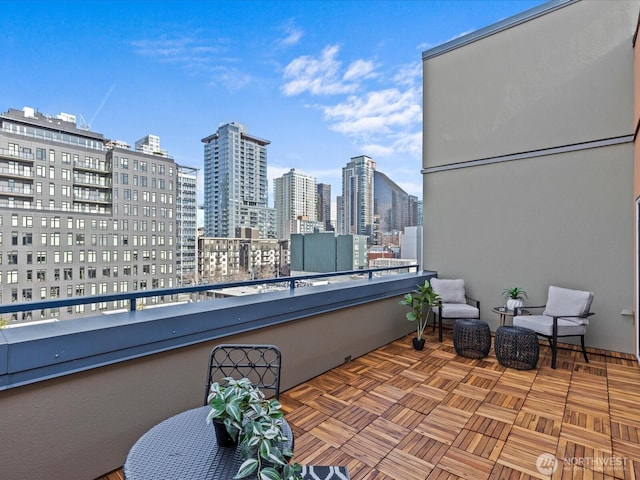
(98, 328), (640, 480)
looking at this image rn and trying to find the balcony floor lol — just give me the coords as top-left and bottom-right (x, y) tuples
(99, 328), (640, 480)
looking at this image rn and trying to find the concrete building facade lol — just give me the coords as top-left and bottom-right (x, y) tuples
(340, 155), (375, 241)
(0, 107), (177, 324)
(422, 0), (638, 354)
(274, 168), (317, 239)
(202, 122), (275, 239)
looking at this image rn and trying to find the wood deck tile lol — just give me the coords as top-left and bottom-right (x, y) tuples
(414, 404), (473, 445)
(309, 417), (360, 448)
(333, 404), (379, 430)
(465, 412), (512, 441)
(515, 411), (563, 437)
(451, 429), (504, 461)
(438, 445), (495, 480)
(376, 448), (433, 480)
(96, 333), (640, 480)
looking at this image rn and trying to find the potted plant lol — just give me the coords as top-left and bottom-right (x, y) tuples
(206, 377), (303, 480)
(502, 287), (527, 311)
(400, 279), (440, 350)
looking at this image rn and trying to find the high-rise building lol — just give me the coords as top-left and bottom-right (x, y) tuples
(176, 165), (198, 285)
(0, 107), (177, 324)
(316, 183), (333, 232)
(340, 155), (375, 241)
(202, 122), (275, 239)
(135, 134), (168, 157)
(274, 168), (318, 239)
(372, 170), (421, 245)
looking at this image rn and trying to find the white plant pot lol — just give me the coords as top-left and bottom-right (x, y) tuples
(506, 298), (523, 311)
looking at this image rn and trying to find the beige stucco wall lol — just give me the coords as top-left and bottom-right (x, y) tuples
(423, 0), (638, 353)
(0, 297), (413, 480)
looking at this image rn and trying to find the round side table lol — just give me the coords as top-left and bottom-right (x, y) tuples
(453, 319), (491, 359)
(492, 307), (529, 326)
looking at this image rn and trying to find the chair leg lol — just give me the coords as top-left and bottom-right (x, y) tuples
(580, 335), (589, 363)
(438, 312), (443, 342)
(550, 337), (557, 369)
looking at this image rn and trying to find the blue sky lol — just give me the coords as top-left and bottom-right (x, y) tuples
(1, 0), (545, 204)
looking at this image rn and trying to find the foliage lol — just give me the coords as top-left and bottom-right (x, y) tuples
(502, 287), (527, 300)
(207, 377), (302, 480)
(399, 280), (440, 341)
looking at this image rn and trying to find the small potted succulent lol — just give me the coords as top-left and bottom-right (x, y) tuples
(206, 377), (303, 480)
(400, 280), (440, 350)
(502, 287), (527, 311)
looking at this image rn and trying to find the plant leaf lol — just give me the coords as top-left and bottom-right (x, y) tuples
(234, 458), (259, 479)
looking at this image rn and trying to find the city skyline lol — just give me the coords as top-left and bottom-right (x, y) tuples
(1, 0), (546, 204)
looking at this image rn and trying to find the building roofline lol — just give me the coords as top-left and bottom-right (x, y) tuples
(422, 0), (578, 61)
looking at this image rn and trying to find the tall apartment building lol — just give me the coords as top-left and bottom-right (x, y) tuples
(135, 134), (168, 157)
(202, 122), (276, 239)
(176, 165), (198, 285)
(316, 183), (333, 232)
(0, 107), (177, 325)
(340, 155), (375, 241)
(274, 168), (318, 239)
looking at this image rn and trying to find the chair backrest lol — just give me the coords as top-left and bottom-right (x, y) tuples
(204, 344), (282, 405)
(431, 278), (467, 304)
(543, 286), (594, 318)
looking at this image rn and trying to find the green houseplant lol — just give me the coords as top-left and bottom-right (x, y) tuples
(400, 280), (440, 350)
(502, 287), (527, 311)
(206, 377), (302, 480)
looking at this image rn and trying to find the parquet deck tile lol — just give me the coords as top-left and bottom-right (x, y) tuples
(284, 403), (329, 431)
(356, 389), (401, 415)
(519, 394), (566, 421)
(309, 417), (360, 448)
(415, 404), (473, 445)
(451, 429), (505, 460)
(397, 431), (449, 463)
(334, 404), (379, 430)
(562, 409), (610, 436)
(399, 392), (441, 415)
(441, 389), (483, 412)
(411, 382), (450, 402)
(305, 393), (350, 416)
(489, 463), (541, 480)
(97, 333), (640, 480)
(439, 445), (496, 480)
(376, 448), (433, 480)
(465, 411), (513, 441)
(515, 411), (563, 437)
(382, 403), (429, 430)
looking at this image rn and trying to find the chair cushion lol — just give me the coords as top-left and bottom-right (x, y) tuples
(513, 314), (587, 336)
(543, 286), (593, 320)
(433, 303), (479, 319)
(431, 278), (466, 304)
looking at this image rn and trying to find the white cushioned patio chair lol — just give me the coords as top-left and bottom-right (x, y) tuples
(513, 286), (594, 369)
(431, 278), (480, 342)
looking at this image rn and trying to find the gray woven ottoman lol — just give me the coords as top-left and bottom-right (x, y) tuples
(453, 319), (491, 359)
(495, 325), (539, 370)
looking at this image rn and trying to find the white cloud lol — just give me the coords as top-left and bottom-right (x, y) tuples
(279, 22), (303, 46)
(282, 45), (374, 96)
(343, 59), (377, 82)
(323, 86), (422, 138)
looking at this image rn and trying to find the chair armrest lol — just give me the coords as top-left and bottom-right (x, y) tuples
(465, 296), (480, 309)
(549, 312), (594, 320)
